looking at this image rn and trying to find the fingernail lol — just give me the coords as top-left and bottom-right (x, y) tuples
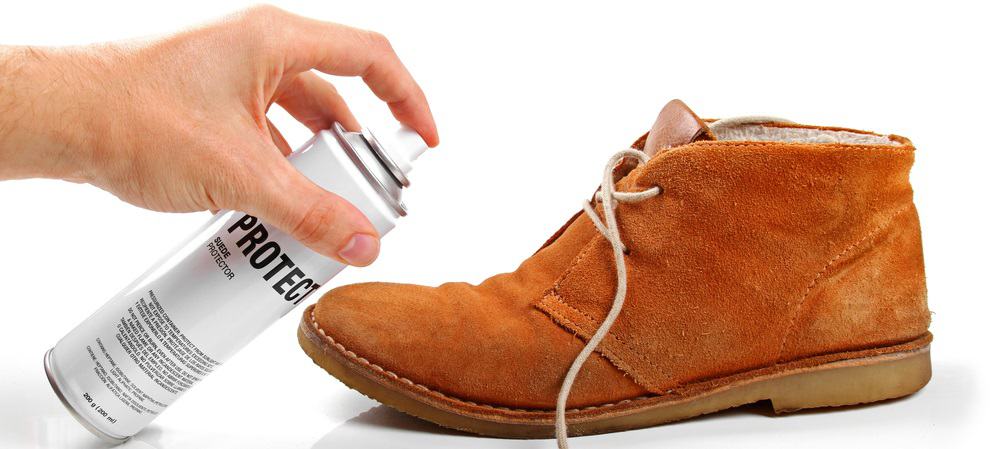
(338, 234), (379, 266)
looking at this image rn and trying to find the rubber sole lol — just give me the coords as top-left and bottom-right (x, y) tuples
(298, 306), (931, 438)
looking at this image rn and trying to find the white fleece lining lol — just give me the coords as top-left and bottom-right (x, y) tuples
(713, 125), (898, 146)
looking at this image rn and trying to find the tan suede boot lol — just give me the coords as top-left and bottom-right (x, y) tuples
(298, 100), (931, 444)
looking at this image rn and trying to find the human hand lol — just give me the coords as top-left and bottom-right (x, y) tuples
(0, 5), (437, 266)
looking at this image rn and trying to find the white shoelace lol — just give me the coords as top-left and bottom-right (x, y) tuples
(555, 149), (661, 449)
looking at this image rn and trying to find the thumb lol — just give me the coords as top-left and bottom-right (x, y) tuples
(238, 160), (381, 267)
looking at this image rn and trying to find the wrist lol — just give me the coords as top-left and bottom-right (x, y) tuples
(0, 45), (107, 182)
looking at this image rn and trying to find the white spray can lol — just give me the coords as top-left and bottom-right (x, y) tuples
(44, 122), (428, 443)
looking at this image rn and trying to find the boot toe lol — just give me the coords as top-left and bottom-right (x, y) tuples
(307, 281), (647, 410)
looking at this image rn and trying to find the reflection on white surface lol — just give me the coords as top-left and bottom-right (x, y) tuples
(0, 359), (979, 449)
(311, 405), (527, 449)
(323, 365), (978, 449)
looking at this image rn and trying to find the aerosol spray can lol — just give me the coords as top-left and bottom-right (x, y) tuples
(44, 122), (428, 443)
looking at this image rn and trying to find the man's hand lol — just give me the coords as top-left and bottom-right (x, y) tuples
(0, 5), (438, 266)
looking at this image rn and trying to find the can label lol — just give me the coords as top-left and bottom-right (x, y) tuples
(224, 214), (321, 303)
(48, 211), (343, 438)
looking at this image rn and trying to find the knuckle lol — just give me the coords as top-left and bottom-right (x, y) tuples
(237, 4), (287, 34)
(289, 196), (343, 247)
(244, 4), (284, 21)
(364, 31), (393, 52)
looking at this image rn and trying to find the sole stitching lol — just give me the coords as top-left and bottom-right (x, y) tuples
(309, 308), (928, 415)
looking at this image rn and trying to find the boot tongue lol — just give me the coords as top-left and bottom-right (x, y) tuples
(642, 99), (714, 156)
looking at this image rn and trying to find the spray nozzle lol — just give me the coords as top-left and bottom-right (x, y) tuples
(380, 126), (427, 169)
(362, 124), (428, 187)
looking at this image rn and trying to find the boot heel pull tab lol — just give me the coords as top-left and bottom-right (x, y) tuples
(643, 99), (714, 156)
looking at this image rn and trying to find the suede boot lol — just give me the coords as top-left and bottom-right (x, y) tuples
(298, 100), (931, 443)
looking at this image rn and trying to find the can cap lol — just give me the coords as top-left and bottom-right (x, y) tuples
(380, 126), (427, 173)
(333, 123), (416, 216)
(361, 124), (428, 189)
(371, 125), (426, 177)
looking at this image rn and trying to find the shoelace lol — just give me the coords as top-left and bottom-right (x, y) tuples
(554, 117), (792, 448)
(555, 148), (661, 449)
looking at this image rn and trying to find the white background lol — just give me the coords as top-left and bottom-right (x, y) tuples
(1, 1), (997, 448)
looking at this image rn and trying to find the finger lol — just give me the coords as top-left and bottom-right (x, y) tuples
(232, 147), (381, 266)
(267, 118), (293, 156)
(259, 8), (439, 146)
(274, 71), (361, 133)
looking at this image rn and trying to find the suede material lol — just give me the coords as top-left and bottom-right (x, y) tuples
(312, 212), (648, 409)
(311, 124), (929, 409)
(537, 138), (928, 393)
(779, 204), (930, 361)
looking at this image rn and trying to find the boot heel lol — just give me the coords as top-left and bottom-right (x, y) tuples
(769, 347), (931, 413)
